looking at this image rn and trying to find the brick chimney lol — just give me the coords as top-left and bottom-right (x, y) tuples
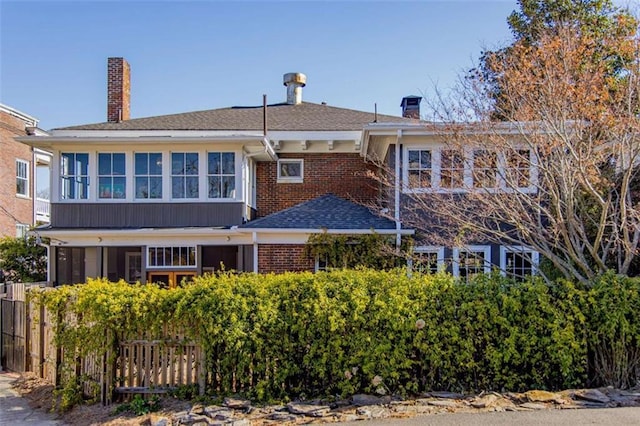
(107, 57), (131, 122)
(400, 95), (422, 119)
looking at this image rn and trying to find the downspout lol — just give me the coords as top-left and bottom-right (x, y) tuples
(252, 232), (259, 273)
(32, 147), (37, 225)
(395, 130), (402, 247)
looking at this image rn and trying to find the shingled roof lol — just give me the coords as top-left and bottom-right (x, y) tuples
(56, 102), (414, 131)
(240, 194), (399, 230)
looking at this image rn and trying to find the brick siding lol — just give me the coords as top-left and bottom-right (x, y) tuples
(0, 110), (33, 237)
(258, 244), (315, 273)
(256, 152), (378, 217)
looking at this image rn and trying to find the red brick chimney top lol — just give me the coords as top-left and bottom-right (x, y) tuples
(107, 57), (130, 123)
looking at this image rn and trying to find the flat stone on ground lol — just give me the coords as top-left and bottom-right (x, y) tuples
(525, 390), (561, 403)
(575, 389), (610, 404)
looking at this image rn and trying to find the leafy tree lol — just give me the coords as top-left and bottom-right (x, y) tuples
(381, 6), (640, 284)
(0, 236), (47, 282)
(473, 0), (637, 120)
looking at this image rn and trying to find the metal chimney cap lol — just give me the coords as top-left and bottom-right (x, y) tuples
(283, 73), (307, 87)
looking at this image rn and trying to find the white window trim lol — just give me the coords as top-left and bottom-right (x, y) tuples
(134, 152), (164, 201)
(207, 151), (237, 200)
(147, 246), (197, 269)
(315, 254), (328, 272)
(97, 152), (127, 200)
(413, 246), (445, 273)
(277, 159), (304, 183)
(16, 223), (30, 238)
(499, 246), (539, 277)
(16, 159), (30, 198)
(60, 152), (90, 201)
(452, 245), (492, 277)
(402, 145), (537, 194)
(55, 148), (244, 203)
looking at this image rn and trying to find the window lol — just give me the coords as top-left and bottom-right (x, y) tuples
(172, 152), (199, 198)
(277, 159), (303, 182)
(500, 246), (538, 280)
(473, 150), (498, 189)
(315, 255), (329, 272)
(440, 149), (464, 189)
(407, 149), (432, 189)
(98, 153), (126, 199)
(208, 152), (235, 198)
(16, 223), (29, 238)
(16, 160), (29, 197)
(135, 153), (163, 199)
(413, 246), (444, 274)
(403, 146), (535, 193)
(36, 164), (50, 200)
(454, 246), (491, 281)
(61, 153), (89, 199)
(147, 246), (196, 268)
(505, 149), (532, 189)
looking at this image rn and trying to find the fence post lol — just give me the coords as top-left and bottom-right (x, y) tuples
(198, 345), (206, 396)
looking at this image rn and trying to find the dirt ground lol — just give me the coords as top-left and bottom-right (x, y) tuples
(11, 373), (189, 426)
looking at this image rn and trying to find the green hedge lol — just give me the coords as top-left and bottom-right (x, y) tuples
(35, 270), (640, 403)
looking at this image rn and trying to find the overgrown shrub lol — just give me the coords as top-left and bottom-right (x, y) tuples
(32, 270), (640, 408)
(587, 272), (640, 388)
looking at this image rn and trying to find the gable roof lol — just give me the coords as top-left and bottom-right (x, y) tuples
(55, 102), (415, 132)
(240, 193), (400, 231)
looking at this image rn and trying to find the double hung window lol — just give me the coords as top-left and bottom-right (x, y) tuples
(208, 152), (235, 198)
(98, 153), (126, 199)
(16, 160), (29, 197)
(61, 153), (89, 199)
(454, 246), (491, 282)
(135, 153), (163, 199)
(407, 149), (432, 189)
(501, 246), (538, 280)
(413, 246), (444, 274)
(172, 152), (199, 198)
(440, 149), (465, 189)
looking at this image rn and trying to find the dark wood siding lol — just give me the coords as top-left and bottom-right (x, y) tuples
(51, 202), (245, 228)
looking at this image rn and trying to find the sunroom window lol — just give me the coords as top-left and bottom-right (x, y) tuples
(208, 152), (235, 198)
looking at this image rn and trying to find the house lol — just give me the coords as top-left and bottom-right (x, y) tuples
(18, 58), (541, 286)
(0, 104), (51, 239)
(18, 58), (415, 286)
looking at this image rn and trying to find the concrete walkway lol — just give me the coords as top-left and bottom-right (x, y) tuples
(0, 371), (65, 425)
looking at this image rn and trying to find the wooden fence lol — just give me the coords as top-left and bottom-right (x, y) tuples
(1, 285), (204, 404)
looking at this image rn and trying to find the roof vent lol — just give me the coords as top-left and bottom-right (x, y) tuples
(283, 73), (306, 105)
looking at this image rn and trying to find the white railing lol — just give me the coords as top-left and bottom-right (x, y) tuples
(35, 198), (50, 222)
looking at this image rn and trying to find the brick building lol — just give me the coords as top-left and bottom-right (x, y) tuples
(0, 104), (50, 238)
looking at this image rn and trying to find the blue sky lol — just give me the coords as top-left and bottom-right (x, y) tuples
(1, 1), (523, 130)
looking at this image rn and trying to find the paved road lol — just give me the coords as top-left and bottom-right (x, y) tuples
(0, 371), (64, 425)
(341, 407), (640, 425)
